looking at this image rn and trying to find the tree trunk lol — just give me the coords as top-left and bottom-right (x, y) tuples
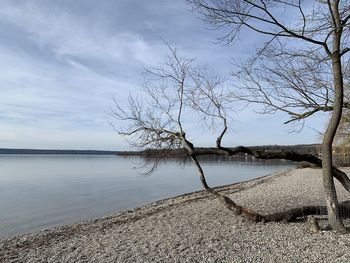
(322, 2), (346, 233)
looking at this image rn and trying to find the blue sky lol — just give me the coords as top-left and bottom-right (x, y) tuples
(0, 0), (326, 150)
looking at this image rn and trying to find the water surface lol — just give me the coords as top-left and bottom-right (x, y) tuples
(0, 155), (295, 238)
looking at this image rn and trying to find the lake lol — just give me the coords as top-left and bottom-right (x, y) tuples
(0, 154), (295, 238)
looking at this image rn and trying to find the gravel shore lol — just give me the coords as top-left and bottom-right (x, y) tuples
(1, 168), (350, 263)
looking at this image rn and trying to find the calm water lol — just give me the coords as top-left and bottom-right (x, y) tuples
(0, 155), (295, 238)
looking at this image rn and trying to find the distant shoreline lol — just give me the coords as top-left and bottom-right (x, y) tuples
(0, 148), (120, 155)
(0, 144), (321, 156)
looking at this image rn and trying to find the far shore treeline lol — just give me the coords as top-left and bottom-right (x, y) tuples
(2, 144), (350, 166)
(0, 148), (119, 155)
(0, 144), (336, 156)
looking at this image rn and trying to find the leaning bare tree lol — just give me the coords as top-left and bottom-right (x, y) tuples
(113, 47), (350, 228)
(188, 0), (350, 233)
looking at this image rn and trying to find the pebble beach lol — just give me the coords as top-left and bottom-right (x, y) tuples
(1, 168), (350, 263)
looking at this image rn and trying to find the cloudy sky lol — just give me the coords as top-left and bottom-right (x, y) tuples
(0, 0), (326, 150)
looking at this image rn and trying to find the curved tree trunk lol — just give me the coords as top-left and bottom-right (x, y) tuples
(322, 53), (346, 232)
(321, 2), (347, 233)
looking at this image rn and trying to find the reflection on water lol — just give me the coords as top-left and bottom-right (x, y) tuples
(0, 154), (295, 238)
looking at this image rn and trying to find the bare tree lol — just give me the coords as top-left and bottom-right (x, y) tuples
(113, 47), (350, 225)
(188, 0), (350, 233)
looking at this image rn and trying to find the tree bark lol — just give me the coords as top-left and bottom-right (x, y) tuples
(321, 1), (346, 233)
(322, 54), (346, 232)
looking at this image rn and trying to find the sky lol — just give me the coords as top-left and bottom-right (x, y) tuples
(0, 0), (327, 150)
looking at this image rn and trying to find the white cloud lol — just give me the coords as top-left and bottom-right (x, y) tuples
(0, 0), (325, 149)
(0, 1), (167, 66)
(0, 122), (126, 150)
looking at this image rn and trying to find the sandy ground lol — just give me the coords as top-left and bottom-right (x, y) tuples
(1, 168), (350, 263)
